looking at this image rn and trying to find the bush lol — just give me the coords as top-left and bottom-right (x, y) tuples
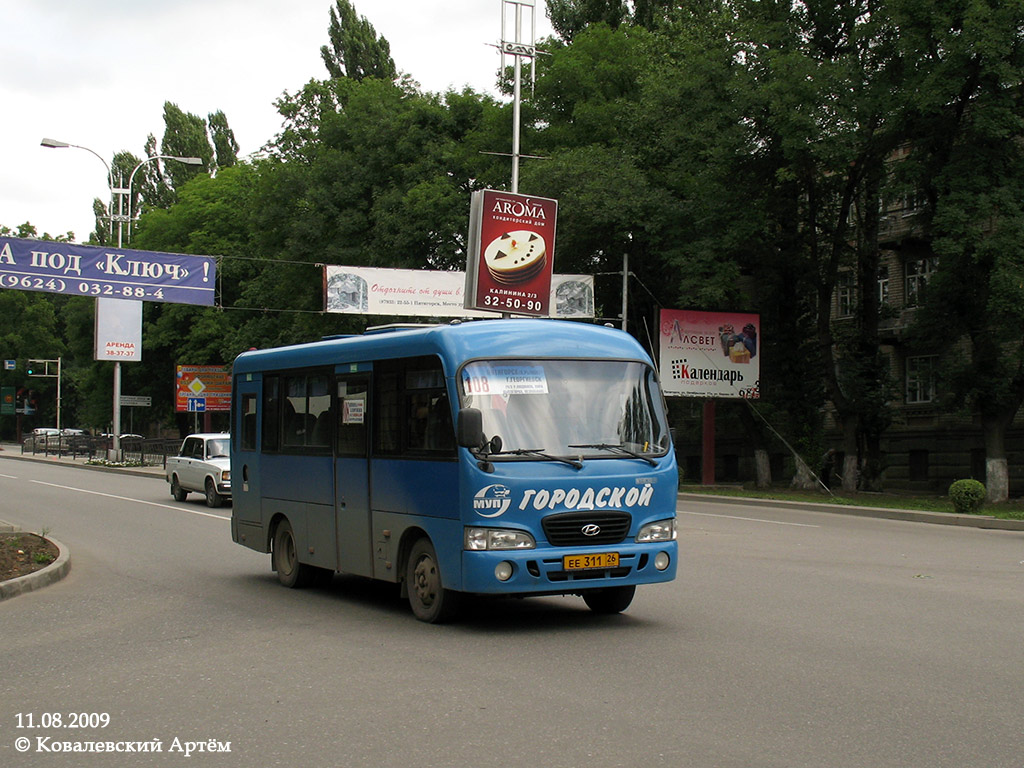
(949, 479), (986, 515)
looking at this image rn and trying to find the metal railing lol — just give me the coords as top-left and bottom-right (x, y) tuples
(21, 435), (181, 467)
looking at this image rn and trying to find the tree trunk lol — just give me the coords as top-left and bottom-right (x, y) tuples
(840, 415), (859, 493)
(791, 454), (816, 490)
(753, 447), (771, 489)
(982, 414), (1009, 502)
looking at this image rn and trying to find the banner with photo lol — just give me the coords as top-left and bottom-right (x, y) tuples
(324, 266), (593, 319)
(658, 309), (761, 399)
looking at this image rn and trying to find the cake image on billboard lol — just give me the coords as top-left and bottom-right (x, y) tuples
(483, 230), (547, 285)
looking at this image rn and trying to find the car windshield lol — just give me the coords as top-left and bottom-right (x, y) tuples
(459, 359), (670, 459)
(207, 439), (229, 458)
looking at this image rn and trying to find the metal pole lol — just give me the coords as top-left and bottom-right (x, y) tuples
(622, 251), (629, 332)
(112, 362), (122, 459)
(56, 357), (62, 433)
(511, 2), (523, 194)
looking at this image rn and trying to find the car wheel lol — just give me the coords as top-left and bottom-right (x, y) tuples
(204, 478), (224, 508)
(272, 519), (315, 588)
(171, 475), (188, 502)
(406, 537), (460, 623)
(582, 585), (635, 615)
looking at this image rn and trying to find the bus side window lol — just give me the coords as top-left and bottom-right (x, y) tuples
(337, 377), (368, 456)
(241, 394), (257, 451)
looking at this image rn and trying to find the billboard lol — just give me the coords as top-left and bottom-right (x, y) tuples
(659, 309), (760, 399)
(94, 298), (143, 362)
(464, 189), (558, 316)
(0, 236), (216, 306)
(175, 365), (231, 413)
(324, 266), (593, 319)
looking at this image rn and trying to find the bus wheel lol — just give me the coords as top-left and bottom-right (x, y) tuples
(205, 478), (224, 508)
(273, 519), (314, 588)
(582, 585), (636, 615)
(170, 475), (187, 502)
(406, 538), (460, 623)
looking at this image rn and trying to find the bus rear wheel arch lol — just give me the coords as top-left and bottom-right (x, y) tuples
(272, 517), (316, 589)
(405, 537), (460, 623)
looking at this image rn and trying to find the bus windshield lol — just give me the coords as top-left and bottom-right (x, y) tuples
(459, 359), (670, 459)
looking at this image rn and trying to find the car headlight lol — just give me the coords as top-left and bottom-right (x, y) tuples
(636, 518), (676, 542)
(221, 470), (231, 483)
(464, 527), (536, 551)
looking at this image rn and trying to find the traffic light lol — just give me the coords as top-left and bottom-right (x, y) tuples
(26, 362), (34, 375)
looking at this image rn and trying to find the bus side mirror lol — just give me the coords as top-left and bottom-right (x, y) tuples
(457, 408), (484, 448)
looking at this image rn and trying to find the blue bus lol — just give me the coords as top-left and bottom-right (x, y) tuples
(230, 319), (677, 622)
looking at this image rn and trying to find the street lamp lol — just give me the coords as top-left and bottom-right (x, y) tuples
(124, 155), (203, 244)
(40, 138), (115, 239)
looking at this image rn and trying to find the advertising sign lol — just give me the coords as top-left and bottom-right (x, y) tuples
(659, 309), (761, 399)
(95, 297), (143, 362)
(1, 386), (14, 416)
(175, 365), (231, 412)
(325, 267), (593, 319)
(464, 189), (558, 316)
(0, 236), (216, 306)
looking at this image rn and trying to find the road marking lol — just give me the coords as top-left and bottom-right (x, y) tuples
(29, 480), (230, 520)
(0, 473), (18, 479)
(679, 510), (819, 528)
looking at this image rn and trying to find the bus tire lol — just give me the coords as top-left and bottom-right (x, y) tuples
(406, 537), (460, 623)
(273, 518), (315, 588)
(582, 585), (635, 615)
(170, 475), (188, 502)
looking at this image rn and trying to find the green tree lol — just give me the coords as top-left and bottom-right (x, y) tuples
(320, 0), (397, 82)
(901, 0), (1024, 502)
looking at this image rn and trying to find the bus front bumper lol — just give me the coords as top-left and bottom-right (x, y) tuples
(460, 542), (677, 595)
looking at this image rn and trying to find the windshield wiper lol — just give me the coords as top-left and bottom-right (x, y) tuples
(487, 447), (583, 470)
(568, 443), (657, 466)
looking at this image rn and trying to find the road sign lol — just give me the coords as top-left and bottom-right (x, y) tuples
(186, 397), (206, 412)
(175, 365), (230, 412)
(120, 395), (152, 407)
(3, 360), (14, 370)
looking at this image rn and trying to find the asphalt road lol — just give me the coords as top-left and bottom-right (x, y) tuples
(1, 456), (1022, 767)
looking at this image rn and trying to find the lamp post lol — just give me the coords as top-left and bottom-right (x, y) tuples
(40, 139), (203, 458)
(123, 155), (203, 245)
(40, 138), (115, 240)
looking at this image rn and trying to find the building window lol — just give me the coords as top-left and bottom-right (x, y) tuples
(836, 271), (855, 318)
(905, 257), (938, 307)
(906, 355), (937, 403)
(877, 264), (890, 305)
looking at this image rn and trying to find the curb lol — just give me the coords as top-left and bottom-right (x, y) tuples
(678, 492), (1024, 531)
(0, 534), (71, 600)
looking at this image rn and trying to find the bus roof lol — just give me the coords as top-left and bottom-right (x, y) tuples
(232, 319), (654, 375)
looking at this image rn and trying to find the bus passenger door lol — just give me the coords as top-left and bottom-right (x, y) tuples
(335, 373), (373, 577)
(233, 377), (262, 525)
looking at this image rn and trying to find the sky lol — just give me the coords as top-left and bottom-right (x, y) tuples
(1, 0), (554, 244)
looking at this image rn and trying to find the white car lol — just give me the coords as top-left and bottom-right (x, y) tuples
(166, 433), (231, 508)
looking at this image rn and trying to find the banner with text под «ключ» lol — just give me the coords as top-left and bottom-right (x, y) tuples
(0, 236), (216, 306)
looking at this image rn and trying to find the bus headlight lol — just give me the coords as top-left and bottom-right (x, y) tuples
(636, 519), (676, 543)
(464, 527), (536, 551)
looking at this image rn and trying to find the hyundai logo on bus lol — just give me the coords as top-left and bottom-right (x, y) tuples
(581, 524), (601, 537)
(474, 483), (656, 518)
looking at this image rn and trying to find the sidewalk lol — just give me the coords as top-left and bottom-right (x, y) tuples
(0, 442), (166, 478)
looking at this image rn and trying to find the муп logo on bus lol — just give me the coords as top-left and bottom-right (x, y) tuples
(474, 483), (656, 518)
(473, 484), (513, 518)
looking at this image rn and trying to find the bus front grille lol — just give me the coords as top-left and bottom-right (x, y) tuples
(542, 511), (632, 546)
